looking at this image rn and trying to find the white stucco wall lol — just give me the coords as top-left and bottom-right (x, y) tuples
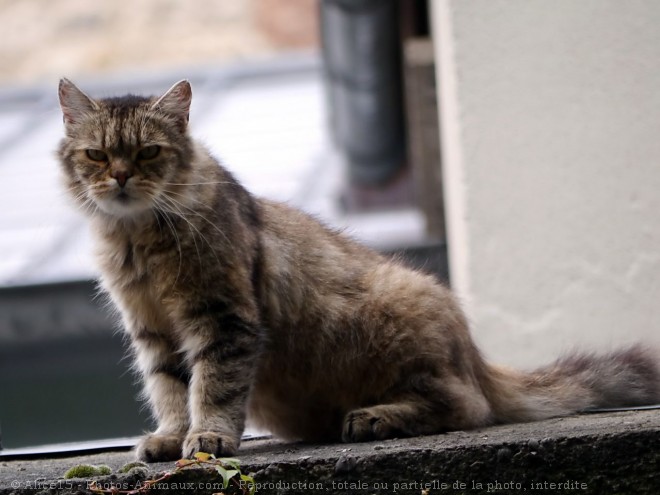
(431, 0), (660, 368)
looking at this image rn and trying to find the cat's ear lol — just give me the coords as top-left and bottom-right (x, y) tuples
(151, 80), (192, 128)
(58, 78), (98, 127)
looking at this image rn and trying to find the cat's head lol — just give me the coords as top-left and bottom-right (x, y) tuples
(57, 78), (194, 219)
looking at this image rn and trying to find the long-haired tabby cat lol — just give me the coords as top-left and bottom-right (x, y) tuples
(57, 79), (659, 462)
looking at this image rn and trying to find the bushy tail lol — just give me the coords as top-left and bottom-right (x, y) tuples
(481, 345), (660, 424)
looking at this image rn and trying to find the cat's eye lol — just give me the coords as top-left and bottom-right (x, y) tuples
(137, 145), (161, 161)
(85, 149), (108, 162)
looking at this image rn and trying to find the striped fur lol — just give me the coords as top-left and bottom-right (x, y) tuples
(57, 79), (660, 462)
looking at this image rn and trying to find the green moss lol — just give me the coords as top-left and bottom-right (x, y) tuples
(63, 464), (112, 479)
(118, 461), (148, 474)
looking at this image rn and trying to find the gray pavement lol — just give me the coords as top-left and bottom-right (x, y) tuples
(1, 410), (658, 494)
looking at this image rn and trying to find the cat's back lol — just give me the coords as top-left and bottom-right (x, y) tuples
(257, 199), (378, 288)
(258, 199), (375, 267)
(253, 198), (453, 331)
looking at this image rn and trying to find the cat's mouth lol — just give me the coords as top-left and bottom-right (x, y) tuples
(93, 187), (152, 218)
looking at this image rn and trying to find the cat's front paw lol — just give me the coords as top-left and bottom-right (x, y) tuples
(182, 431), (239, 458)
(136, 433), (185, 462)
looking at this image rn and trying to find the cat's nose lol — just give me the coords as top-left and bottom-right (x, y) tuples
(111, 170), (132, 188)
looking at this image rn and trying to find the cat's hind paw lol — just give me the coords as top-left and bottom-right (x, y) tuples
(135, 433), (185, 463)
(182, 431), (239, 459)
(342, 408), (393, 443)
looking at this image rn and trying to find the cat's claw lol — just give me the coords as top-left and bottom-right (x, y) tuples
(182, 431), (239, 459)
(136, 433), (185, 463)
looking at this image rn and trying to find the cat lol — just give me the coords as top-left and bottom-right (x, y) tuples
(57, 78), (660, 462)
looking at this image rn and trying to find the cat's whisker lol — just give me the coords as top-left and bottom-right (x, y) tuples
(144, 196), (183, 285)
(160, 190), (232, 247)
(150, 201), (184, 285)
(72, 190), (99, 216)
(151, 208), (165, 237)
(161, 181), (239, 187)
(160, 188), (210, 210)
(154, 194), (224, 269)
(82, 200), (99, 217)
(152, 195), (208, 269)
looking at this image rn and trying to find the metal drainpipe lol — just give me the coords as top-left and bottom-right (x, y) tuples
(320, 0), (406, 186)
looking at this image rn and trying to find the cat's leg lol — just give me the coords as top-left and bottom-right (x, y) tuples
(342, 380), (492, 442)
(342, 402), (433, 442)
(131, 329), (190, 462)
(180, 311), (263, 458)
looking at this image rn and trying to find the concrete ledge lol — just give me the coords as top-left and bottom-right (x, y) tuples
(1, 410), (658, 494)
